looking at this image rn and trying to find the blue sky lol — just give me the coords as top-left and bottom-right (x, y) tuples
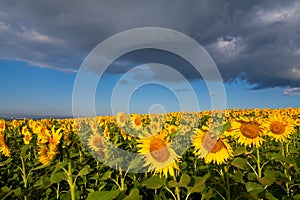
(0, 59), (298, 117)
(0, 1), (300, 117)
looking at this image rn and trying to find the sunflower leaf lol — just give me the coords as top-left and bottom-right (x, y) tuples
(141, 176), (166, 189)
(78, 165), (91, 176)
(188, 173), (210, 193)
(231, 157), (247, 170)
(50, 171), (68, 184)
(86, 190), (120, 200)
(179, 174), (191, 187)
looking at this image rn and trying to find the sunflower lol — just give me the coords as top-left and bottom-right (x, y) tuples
(131, 114), (143, 131)
(88, 133), (105, 151)
(192, 129), (233, 165)
(264, 114), (295, 142)
(0, 119), (5, 132)
(0, 131), (11, 157)
(294, 118), (300, 127)
(48, 127), (62, 147)
(230, 117), (266, 147)
(115, 112), (128, 128)
(23, 132), (32, 144)
(39, 146), (57, 165)
(137, 131), (180, 178)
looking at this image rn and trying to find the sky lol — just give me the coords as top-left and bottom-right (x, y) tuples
(0, 0), (300, 117)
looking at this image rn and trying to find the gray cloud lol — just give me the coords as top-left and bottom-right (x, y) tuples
(0, 0), (300, 88)
(283, 87), (300, 96)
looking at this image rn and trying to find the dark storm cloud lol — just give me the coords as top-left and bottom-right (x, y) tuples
(0, 0), (300, 88)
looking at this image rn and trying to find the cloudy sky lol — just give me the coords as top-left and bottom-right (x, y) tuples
(0, 0), (300, 117)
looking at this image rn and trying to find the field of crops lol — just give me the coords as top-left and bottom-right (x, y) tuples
(0, 108), (299, 200)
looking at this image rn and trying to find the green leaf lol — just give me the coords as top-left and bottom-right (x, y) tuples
(258, 170), (276, 187)
(168, 174), (191, 188)
(233, 146), (247, 157)
(21, 144), (31, 156)
(180, 174), (191, 187)
(1, 186), (10, 193)
(229, 171), (244, 183)
(50, 171), (68, 183)
(188, 173), (210, 194)
(168, 180), (179, 188)
(231, 157), (247, 170)
(86, 190), (120, 200)
(78, 165), (91, 176)
(222, 121), (231, 132)
(14, 187), (21, 197)
(60, 192), (71, 200)
(246, 182), (263, 192)
(127, 157), (144, 171)
(99, 170), (112, 181)
(33, 179), (43, 187)
(123, 188), (141, 200)
(0, 158), (12, 167)
(141, 175), (166, 189)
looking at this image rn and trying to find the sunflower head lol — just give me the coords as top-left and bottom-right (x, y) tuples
(265, 114), (295, 142)
(88, 133), (105, 152)
(230, 117), (266, 147)
(0, 119), (5, 132)
(137, 131), (180, 178)
(24, 132), (32, 144)
(192, 129), (233, 165)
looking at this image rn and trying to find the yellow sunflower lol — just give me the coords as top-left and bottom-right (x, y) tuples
(23, 132), (32, 144)
(294, 118), (300, 127)
(230, 117), (266, 147)
(48, 127), (62, 147)
(115, 112), (128, 128)
(137, 131), (180, 178)
(0, 131), (11, 157)
(131, 114), (143, 131)
(192, 129), (233, 165)
(39, 146), (57, 165)
(0, 119), (5, 132)
(264, 114), (295, 142)
(88, 133), (105, 151)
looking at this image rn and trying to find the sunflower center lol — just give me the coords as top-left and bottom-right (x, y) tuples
(202, 132), (225, 153)
(93, 137), (103, 148)
(149, 138), (169, 162)
(240, 123), (259, 139)
(210, 140), (225, 153)
(135, 117), (142, 126)
(202, 132), (217, 151)
(270, 121), (285, 135)
(120, 115), (125, 123)
(25, 134), (31, 141)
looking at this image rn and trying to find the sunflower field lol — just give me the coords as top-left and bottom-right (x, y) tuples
(0, 108), (300, 200)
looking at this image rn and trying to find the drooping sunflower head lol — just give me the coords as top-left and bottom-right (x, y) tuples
(39, 146), (57, 165)
(137, 131), (180, 178)
(230, 117), (266, 147)
(265, 114), (294, 142)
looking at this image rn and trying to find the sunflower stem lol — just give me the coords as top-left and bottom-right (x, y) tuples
(223, 165), (231, 200)
(164, 186), (177, 200)
(256, 147), (262, 178)
(68, 161), (76, 200)
(281, 142), (291, 197)
(175, 186), (180, 200)
(20, 155), (28, 200)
